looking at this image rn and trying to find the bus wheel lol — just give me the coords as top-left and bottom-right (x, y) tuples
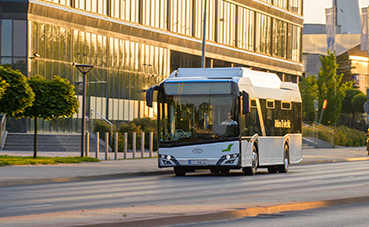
(278, 144), (289, 173)
(174, 167), (186, 176)
(243, 146), (258, 175)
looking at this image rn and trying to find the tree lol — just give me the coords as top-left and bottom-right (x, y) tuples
(351, 93), (367, 113)
(341, 88), (362, 114)
(0, 66), (35, 116)
(299, 76), (317, 122)
(341, 88), (364, 127)
(23, 75), (79, 158)
(336, 53), (355, 85)
(0, 76), (9, 99)
(316, 51), (353, 126)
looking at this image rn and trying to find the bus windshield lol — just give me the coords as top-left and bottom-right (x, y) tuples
(158, 93), (239, 146)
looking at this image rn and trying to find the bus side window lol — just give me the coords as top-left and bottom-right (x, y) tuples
(250, 107), (260, 135)
(266, 99), (275, 136)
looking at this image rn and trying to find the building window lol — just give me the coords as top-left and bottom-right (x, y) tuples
(143, 0), (167, 29)
(289, 0), (302, 15)
(274, 0), (287, 9)
(272, 19), (287, 58)
(1, 20), (12, 57)
(193, 0), (215, 41)
(255, 13), (271, 55)
(169, 0), (193, 36)
(217, 0), (236, 46)
(237, 6), (254, 51)
(287, 24), (301, 62)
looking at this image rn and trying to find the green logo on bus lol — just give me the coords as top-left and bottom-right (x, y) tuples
(222, 144), (233, 152)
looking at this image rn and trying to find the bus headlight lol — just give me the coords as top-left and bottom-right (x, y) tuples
(216, 153), (239, 166)
(159, 154), (179, 166)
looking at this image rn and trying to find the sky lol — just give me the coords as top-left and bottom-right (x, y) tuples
(304, 0), (369, 24)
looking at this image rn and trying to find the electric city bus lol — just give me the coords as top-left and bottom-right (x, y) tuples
(146, 67), (302, 176)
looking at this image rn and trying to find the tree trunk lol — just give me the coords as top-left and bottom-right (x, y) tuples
(33, 117), (38, 158)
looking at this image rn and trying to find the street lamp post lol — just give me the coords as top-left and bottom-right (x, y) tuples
(75, 64), (94, 157)
(201, 0), (207, 68)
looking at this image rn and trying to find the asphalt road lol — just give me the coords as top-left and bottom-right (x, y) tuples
(168, 202), (369, 227)
(1, 160), (369, 227)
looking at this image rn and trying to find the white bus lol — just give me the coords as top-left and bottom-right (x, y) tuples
(146, 67), (302, 176)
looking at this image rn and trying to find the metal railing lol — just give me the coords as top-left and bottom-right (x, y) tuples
(91, 108), (113, 143)
(302, 122), (334, 148)
(0, 114), (6, 149)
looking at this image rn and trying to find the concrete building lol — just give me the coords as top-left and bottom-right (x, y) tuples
(303, 0), (369, 94)
(0, 0), (304, 133)
(335, 0), (361, 34)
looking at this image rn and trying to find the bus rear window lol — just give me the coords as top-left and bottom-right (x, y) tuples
(282, 102), (291, 110)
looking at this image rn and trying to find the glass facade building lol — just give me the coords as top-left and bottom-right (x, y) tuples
(0, 0), (303, 133)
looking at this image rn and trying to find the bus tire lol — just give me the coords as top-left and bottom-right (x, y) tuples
(278, 144), (289, 173)
(243, 146), (258, 175)
(174, 167), (186, 176)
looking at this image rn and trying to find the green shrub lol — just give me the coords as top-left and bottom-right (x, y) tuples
(93, 120), (111, 140)
(132, 117), (158, 150)
(114, 118), (158, 152)
(117, 122), (142, 150)
(334, 126), (366, 147)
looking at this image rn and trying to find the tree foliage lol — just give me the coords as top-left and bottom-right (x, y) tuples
(351, 93), (367, 113)
(0, 66), (35, 116)
(23, 75), (79, 158)
(299, 76), (317, 122)
(0, 76), (9, 99)
(341, 88), (363, 114)
(336, 53), (355, 84)
(316, 51), (353, 126)
(24, 75), (79, 120)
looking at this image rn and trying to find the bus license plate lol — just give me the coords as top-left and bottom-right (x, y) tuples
(189, 160), (207, 165)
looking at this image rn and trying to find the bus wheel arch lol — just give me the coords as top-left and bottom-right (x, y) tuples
(243, 143), (259, 175)
(278, 143), (289, 173)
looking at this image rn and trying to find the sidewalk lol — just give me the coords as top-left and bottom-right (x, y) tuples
(1, 146), (369, 187)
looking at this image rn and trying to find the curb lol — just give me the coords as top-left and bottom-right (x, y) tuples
(298, 157), (369, 165)
(70, 196), (369, 227)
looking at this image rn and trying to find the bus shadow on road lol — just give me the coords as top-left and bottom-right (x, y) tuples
(175, 170), (274, 177)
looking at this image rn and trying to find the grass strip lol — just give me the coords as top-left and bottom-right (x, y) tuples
(0, 155), (99, 166)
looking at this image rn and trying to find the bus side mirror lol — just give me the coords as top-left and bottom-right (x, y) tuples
(146, 85), (159, 107)
(242, 91), (250, 114)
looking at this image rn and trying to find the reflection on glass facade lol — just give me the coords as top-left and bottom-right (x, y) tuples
(1, 20), (12, 57)
(238, 7), (254, 51)
(272, 19), (287, 58)
(217, 0), (236, 46)
(0, 0), (303, 132)
(40, 0), (302, 63)
(255, 13), (271, 55)
(29, 21), (168, 129)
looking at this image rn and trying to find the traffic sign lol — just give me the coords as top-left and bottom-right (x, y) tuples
(322, 99), (328, 110)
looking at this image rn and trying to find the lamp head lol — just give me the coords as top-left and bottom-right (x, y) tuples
(75, 64), (94, 74)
